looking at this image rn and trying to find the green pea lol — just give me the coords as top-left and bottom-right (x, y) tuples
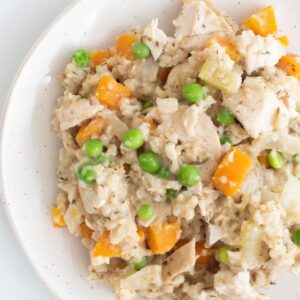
(139, 151), (161, 174)
(123, 129), (144, 150)
(131, 257), (147, 271)
(142, 100), (154, 110)
(183, 83), (206, 104)
(177, 164), (200, 187)
(77, 162), (96, 184)
(95, 153), (108, 164)
(292, 228), (300, 246)
(268, 150), (284, 169)
(293, 153), (300, 163)
(137, 204), (154, 221)
(83, 139), (103, 159)
(166, 189), (177, 200)
(157, 166), (170, 179)
(217, 109), (235, 126)
(133, 42), (151, 59)
(72, 48), (90, 68)
(220, 135), (232, 145)
(217, 246), (229, 264)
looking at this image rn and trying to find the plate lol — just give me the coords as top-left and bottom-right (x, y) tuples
(1, 0), (300, 299)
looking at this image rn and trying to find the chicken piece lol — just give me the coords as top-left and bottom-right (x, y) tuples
(130, 57), (159, 82)
(236, 30), (285, 74)
(156, 97), (179, 114)
(206, 224), (224, 246)
(155, 100), (221, 162)
(143, 19), (169, 60)
(173, 0), (233, 39)
(178, 35), (212, 53)
(226, 124), (250, 145)
(223, 77), (288, 138)
(238, 163), (262, 196)
(214, 270), (266, 300)
(250, 131), (300, 156)
(79, 185), (102, 214)
(162, 238), (196, 281)
(100, 109), (128, 140)
(120, 265), (162, 290)
(55, 94), (102, 131)
(262, 67), (298, 117)
(176, 105), (222, 160)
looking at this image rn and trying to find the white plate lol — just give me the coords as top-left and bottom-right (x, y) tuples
(1, 0), (300, 299)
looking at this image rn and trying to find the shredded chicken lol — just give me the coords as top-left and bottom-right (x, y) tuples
(162, 238), (196, 281)
(143, 19), (169, 60)
(55, 95), (102, 131)
(237, 30), (285, 74)
(224, 77), (289, 138)
(173, 0), (233, 39)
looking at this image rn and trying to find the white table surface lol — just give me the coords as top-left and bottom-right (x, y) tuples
(0, 1), (72, 299)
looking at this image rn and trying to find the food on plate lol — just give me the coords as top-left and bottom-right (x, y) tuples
(52, 1), (300, 299)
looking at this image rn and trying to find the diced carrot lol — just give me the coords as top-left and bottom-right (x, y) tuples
(157, 67), (172, 83)
(195, 242), (214, 265)
(91, 50), (113, 66)
(277, 36), (289, 47)
(277, 54), (300, 80)
(80, 224), (93, 239)
(137, 226), (146, 244)
(146, 220), (181, 255)
(52, 207), (66, 228)
(92, 230), (122, 257)
(95, 75), (132, 110)
(115, 33), (138, 60)
(76, 118), (105, 147)
(207, 36), (239, 61)
(243, 5), (277, 37)
(212, 147), (253, 197)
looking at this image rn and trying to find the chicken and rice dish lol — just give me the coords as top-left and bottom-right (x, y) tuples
(51, 1), (300, 299)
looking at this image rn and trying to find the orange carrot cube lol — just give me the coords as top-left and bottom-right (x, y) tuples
(244, 5), (277, 37)
(92, 230), (122, 258)
(91, 50), (113, 66)
(212, 148), (253, 196)
(146, 221), (181, 255)
(115, 34), (138, 60)
(95, 75), (132, 110)
(195, 242), (214, 265)
(76, 118), (105, 147)
(277, 54), (300, 80)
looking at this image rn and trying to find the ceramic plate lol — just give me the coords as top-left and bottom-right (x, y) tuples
(1, 0), (300, 299)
